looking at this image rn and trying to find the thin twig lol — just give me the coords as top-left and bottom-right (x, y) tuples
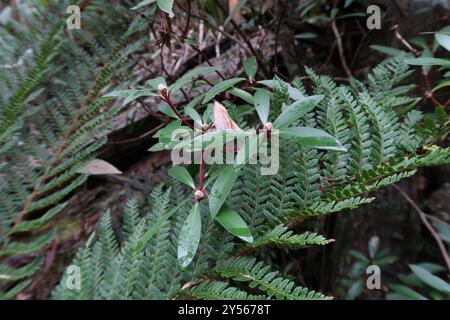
(162, 92), (194, 130)
(213, 0), (271, 78)
(273, 0), (286, 73)
(392, 24), (420, 56)
(391, 25), (444, 107)
(188, 44), (227, 80)
(183, 0), (192, 37)
(392, 184), (450, 272)
(107, 122), (166, 145)
(331, 19), (352, 78)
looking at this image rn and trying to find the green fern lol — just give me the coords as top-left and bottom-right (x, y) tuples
(214, 257), (332, 300)
(0, 0), (149, 298)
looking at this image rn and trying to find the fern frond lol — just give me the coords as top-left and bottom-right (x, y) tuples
(248, 225), (333, 249)
(215, 257), (332, 300)
(185, 280), (267, 300)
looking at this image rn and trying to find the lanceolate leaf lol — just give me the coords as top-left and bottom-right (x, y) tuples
(215, 205), (253, 243)
(183, 130), (248, 153)
(388, 284), (428, 300)
(170, 67), (218, 93)
(254, 89), (270, 124)
(405, 58), (450, 68)
(258, 80), (304, 100)
(103, 89), (156, 106)
(158, 102), (178, 118)
(209, 166), (239, 217)
(157, 0), (174, 18)
(228, 88), (254, 104)
(147, 76), (167, 90)
(243, 56), (258, 79)
(273, 95), (324, 129)
(409, 264), (450, 294)
(370, 45), (405, 56)
(279, 127), (346, 151)
(203, 78), (245, 103)
(131, 0), (156, 10)
(435, 27), (450, 53)
(185, 106), (203, 127)
(178, 203), (202, 268)
(433, 80), (450, 93)
(168, 166), (195, 189)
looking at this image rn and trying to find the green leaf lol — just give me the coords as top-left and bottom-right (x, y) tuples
(337, 12), (367, 20)
(410, 264), (450, 294)
(158, 102), (177, 118)
(417, 263), (446, 274)
(243, 56), (258, 79)
(295, 32), (317, 39)
(273, 95), (323, 129)
(147, 76), (167, 90)
(370, 45), (405, 56)
(279, 127), (346, 152)
(389, 284), (428, 300)
(258, 80), (304, 100)
(349, 250), (369, 263)
(368, 236), (379, 259)
(344, 0), (354, 8)
(131, 0), (156, 10)
(350, 261), (367, 277)
(103, 89), (155, 105)
(149, 120), (188, 151)
(168, 166), (195, 189)
(182, 130), (248, 153)
(410, 37), (428, 49)
(225, 0), (249, 25)
(170, 67), (218, 93)
(420, 47), (434, 74)
(203, 78), (245, 103)
(209, 166), (239, 217)
(253, 89), (271, 124)
(431, 219), (450, 243)
(185, 106), (203, 126)
(234, 134), (259, 166)
(202, 103), (214, 124)
(153, 120), (182, 143)
(330, 8), (339, 18)
(186, 94), (205, 111)
(433, 80), (450, 93)
(405, 58), (450, 68)
(346, 280), (363, 300)
(215, 205), (253, 243)
(228, 88), (254, 104)
(157, 0), (174, 18)
(436, 27), (450, 52)
(178, 203), (202, 268)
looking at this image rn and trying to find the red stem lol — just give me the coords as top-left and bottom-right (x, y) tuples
(199, 152), (204, 190)
(162, 93), (194, 130)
